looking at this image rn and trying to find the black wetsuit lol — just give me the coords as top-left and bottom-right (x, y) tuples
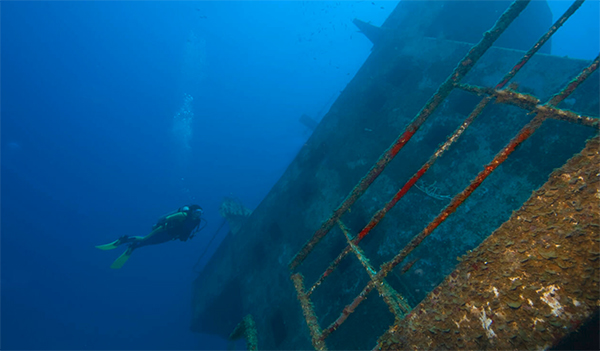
(131, 210), (201, 248)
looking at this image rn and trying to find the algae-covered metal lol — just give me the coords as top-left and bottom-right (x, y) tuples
(229, 315), (258, 351)
(376, 136), (600, 350)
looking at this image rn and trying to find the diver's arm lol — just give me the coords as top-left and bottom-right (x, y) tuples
(164, 212), (188, 225)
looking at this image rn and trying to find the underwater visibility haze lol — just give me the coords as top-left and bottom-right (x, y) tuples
(1, 1), (598, 350)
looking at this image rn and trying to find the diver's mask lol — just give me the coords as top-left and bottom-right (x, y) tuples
(193, 208), (203, 219)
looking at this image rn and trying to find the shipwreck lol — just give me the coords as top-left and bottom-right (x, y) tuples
(191, 1), (599, 350)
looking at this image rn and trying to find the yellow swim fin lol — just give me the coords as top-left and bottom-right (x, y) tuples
(95, 239), (122, 251)
(110, 247), (135, 269)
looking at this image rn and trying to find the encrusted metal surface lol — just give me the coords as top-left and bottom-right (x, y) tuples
(376, 136), (600, 350)
(291, 273), (327, 351)
(229, 314), (258, 351)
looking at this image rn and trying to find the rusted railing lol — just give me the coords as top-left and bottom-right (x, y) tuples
(289, 0), (597, 349)
(288, 0), (532, 272)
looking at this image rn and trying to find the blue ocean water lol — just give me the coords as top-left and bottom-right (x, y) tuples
(1, 1), (597, 350)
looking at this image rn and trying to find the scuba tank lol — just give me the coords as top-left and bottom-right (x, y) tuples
(153, 206), (190, 230)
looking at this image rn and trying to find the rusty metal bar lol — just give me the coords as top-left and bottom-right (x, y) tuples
(229, 314), (258, 351)
(337, 220), (411, 320)
(288, 0), (531, 271)
(378, 114), (542, 275)
(326, 57), (599, 333)
(352, 0), (589, 238)
(291, 273), (328, 351)
(326, 112), (543, 336)
(307, 246), (351, 296)
(494, 0), (585, 89)
(307, 245), (353, 297)
(306, 0), (577, 295)
(320, 285), (370, 341)
(376, 135), (600, 350)
(458, 83), (539, 109)
(457, 83), (599, 128)
(377, 55), (599, 286)
(548, 54), (600, 106)
(538, 105), (599, 127)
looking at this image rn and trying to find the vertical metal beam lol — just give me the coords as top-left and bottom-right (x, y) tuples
(291, 273), (328, 351)
(229, 315), (258, 351)
(337, 220), (411, 320)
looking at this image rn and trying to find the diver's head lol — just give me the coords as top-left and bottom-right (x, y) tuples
(186, 204), (203, 219)
(192, 208), (203, 219)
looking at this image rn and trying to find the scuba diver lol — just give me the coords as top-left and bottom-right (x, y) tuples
(96, 205), (205, 269)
